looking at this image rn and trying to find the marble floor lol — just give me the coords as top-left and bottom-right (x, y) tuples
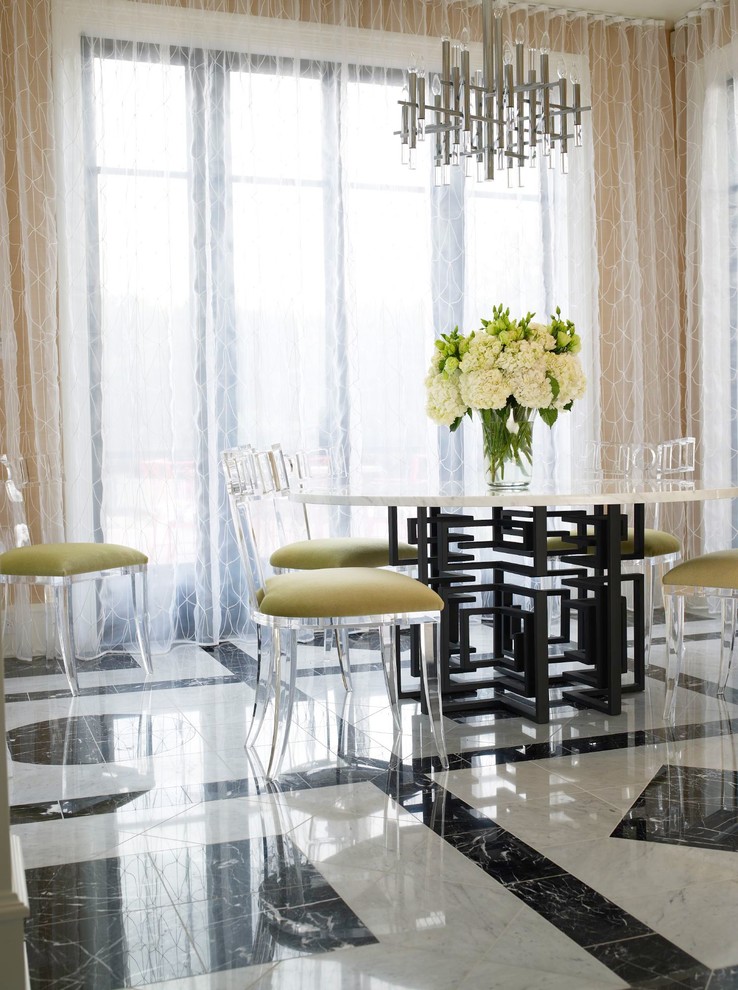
(7, 612), (738, 990)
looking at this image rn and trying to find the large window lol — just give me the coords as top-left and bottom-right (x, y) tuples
(60, 16), (594, 646)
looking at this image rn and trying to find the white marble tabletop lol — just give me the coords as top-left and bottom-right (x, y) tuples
(290, 475), (738, 508)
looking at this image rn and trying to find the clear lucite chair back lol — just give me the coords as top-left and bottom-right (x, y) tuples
(222, 445), (308, 612)
(289, 447), (348, 485)
(585, 437), (695, 482)
(0, 454), (60, 551)
(279, 445), (350, 542)
(221, 446), (269, 614)
(658, 437), (696, 478)
(585, 437), (695, 535)
(0, 455), (31, 551)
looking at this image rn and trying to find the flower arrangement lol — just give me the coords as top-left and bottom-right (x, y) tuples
(425, 305), (586, 487)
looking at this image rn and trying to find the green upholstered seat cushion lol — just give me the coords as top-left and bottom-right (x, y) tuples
(547, 526), (681, 558)
(257, 566), (443, 618)
(270, 537), (416, 570)
(663, 549), (738, 589)
(0, 543), (148, 578)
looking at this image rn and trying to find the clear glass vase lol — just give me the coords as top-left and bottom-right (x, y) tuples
(479, 405), (535, 490)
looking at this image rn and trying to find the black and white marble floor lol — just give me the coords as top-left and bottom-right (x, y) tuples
(7, 612), (738, 989)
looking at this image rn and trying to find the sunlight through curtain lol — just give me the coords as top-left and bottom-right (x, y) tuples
(0, 0), (681, 654)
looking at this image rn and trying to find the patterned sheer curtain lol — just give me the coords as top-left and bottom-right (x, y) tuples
(674, 0), (738, 555)
(1, 0), (680, 655)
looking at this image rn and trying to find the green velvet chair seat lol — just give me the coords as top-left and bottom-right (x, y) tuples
(269, 537), (416, 570)
(0, 542), (148, 578)
(663, 549), (738, 588)
(547, 526), (681, 558)
(257, 566), (444, 618)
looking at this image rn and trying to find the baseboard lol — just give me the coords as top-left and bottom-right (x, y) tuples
(0, 835), (30, 990)
(10, 835), (28, 909)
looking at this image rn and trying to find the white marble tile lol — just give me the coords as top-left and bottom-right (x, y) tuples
(288, 807), (454, 879)
(235, 937), (627, 990)
(471, 907), (628, 987)
(277, 781), (407, 822)
(233, 941), (488, 990)
(110, 963), (277, 990)
(619, 877), (738, 969)
(444, 782), (625, 849)
(663, 733), (738, 772)
(100, 748), (242, 790)
(323, 869), (522, 947)
(543, 835), (738, 902)
(12, 814), (204, 868)
(518, 743), (670, 791)
(133, 793), (312, 846)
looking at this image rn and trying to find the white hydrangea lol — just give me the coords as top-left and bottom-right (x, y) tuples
(495, 337), (553, 409)
(529, 322), (557, 351)
(458, 333), (509, 410)
(425, 366), (468, 425)
(547, 352), (587, 408)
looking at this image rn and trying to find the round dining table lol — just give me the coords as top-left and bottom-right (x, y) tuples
(291, 474), (738, 723)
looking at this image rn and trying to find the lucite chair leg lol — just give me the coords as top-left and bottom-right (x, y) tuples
(717, 597), (738, 698)
(55, 583), (80, 697)
(265, 626), (298, 779)
(379, 624), (402, 728)
(43, 585), (57, 661)
(246, 625), (274, 746)
(131, 570), (153, 676)
(663, 592), (684, 721)
(334, 625), (353, 692)
(2, 587), (12, 778)
(419, 622), (449, 769)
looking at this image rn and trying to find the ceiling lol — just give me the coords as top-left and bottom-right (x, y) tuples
(536, 0), (695, 26)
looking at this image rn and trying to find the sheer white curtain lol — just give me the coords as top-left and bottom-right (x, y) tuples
(674, 2), (738, 555)
(46, 0), (670, 654)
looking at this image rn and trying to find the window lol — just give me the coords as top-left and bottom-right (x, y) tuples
(59, 14), (594, 645)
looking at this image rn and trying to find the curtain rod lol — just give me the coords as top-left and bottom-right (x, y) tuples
(483, 2), (666, 27)
(674, 0), (726, 28)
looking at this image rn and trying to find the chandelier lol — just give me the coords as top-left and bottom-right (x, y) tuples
(398, 1), (590, 185)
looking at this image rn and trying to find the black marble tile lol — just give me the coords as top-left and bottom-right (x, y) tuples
(10, 673), (241, 703)
(202, 640), (258, 680)
(9, 800), (64, 824)
(612, 765), (738, 852)
(26, 853), (177, 918)
(59, 785), (190, 819)
(7, 712), (198, 766)
(3, 653), (140, 677)
(588, 934), (711, 989)
(25, 903), (203, 989)
(451, 826), (570, 885)
(709, 964), (738, 988)
(184, 868), (376, 972)
(152, 836), (378, 964)
(507, 873), (652, 946)
(24, 835), (376, 990)
(7, 716), (104, 765)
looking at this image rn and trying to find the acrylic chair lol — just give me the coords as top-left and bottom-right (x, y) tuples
(223, 445), (417, 686)
(661, 550), (738, 719)
(0, 454), (152, 696)
(547, 437), (695, 663)
(268, 444), (417, 570)
(222, 446), (448, 779)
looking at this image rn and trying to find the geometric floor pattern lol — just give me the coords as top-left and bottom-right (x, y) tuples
(7, 614), (738, 989)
